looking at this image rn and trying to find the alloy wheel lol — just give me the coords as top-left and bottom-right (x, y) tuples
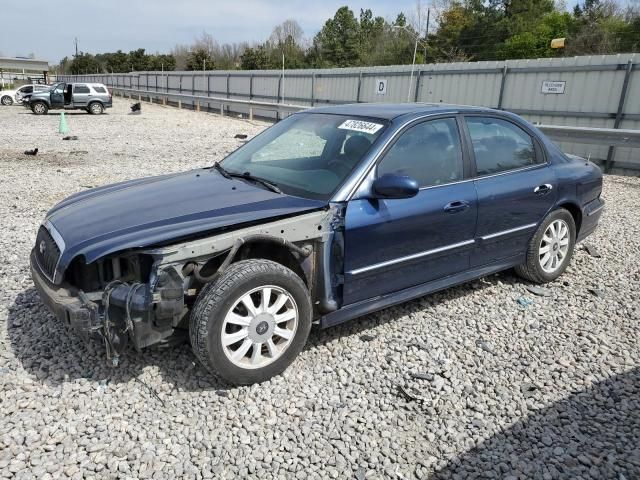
(539, 219), (570, 273)
(221, 285), (298, 369)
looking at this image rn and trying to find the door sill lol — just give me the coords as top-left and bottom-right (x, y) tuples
(319, 254), (522, 329)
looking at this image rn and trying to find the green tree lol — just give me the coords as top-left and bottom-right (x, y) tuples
(69, 52), (100, 74)
(311, 6), (361, 67)
(240, 46), (271, 70)
(147, 54), (176, 71)
(186, 48), (215, 71)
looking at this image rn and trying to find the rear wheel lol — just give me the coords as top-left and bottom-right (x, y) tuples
(31, 101), (48, 115)
(88, 102), (104, 114)
(515, 208), (576, 283)
(1, 95), (13, 106)
(190, 259), (312, 385)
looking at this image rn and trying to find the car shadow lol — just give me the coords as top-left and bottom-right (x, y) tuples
(7, 272), (509, 392)
(7, 287), (227, 391)
(432, 366), (640, 479)
(304, 270), (507, 351)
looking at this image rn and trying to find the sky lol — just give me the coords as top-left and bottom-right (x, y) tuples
(1, 0), (421, 63)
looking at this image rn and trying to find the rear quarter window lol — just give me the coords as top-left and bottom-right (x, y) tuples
(92, 86), (107, 93)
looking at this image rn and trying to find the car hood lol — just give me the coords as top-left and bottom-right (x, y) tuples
(46, 168), (326, 273)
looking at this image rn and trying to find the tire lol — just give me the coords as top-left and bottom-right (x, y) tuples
(31, 102), (48, 115)
(1, 95), (13, 106)
(515, 208), (576, 284)
(88, 102), (104, 115)
(190, 259), (312, 385)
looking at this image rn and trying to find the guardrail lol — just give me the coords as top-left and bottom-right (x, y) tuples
(536, 124), (640, 148)
(112, 86), (640, 171)
(112, 87), (305, 120)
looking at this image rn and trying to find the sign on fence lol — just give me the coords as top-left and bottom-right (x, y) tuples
(375, 78), (387, 95)
(541, 80), (566, 94)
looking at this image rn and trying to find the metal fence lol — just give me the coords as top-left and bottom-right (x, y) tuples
(59, 53), (640, 173)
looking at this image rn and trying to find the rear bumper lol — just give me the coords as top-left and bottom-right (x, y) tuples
(30, 250), (100, 341)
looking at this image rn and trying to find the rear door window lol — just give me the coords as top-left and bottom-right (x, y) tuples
(465, 116), (537, 176)
(73, 84), (90, 94)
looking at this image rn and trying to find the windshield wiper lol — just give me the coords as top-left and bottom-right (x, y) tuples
(212, 162), (231, 179)
(235, 172), (282, 194)
(213, 163), (282, 194)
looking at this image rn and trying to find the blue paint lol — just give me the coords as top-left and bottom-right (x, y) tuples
(47, 168), (324, 272)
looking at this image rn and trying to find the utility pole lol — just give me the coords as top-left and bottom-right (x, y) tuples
(74, 37), (78, 58)
(424, 9), (430, 63)
(281, 52), (285, 104)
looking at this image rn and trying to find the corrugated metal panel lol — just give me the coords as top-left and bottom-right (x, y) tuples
(60, 53), (640, 170)
(0, 57), (49, 72)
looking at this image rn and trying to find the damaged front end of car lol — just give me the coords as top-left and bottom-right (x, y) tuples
(30, 208), (344, 365)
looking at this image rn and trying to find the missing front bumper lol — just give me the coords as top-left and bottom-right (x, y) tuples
(30, 251), (100, 342)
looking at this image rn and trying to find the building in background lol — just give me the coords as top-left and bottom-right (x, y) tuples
(0, 57), (49, 88)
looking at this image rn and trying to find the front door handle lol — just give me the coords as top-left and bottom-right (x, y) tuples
(444, 200), (470, 213)
(534, 184), (553, 195)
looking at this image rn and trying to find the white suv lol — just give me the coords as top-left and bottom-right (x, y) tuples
(0, 84), (50, 106)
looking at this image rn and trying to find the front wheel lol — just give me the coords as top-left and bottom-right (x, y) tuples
(515, 208), (576, 284)
(1, 95), (13, 106)
(31, 102), (48, 115)
(190, 259), (312, 385)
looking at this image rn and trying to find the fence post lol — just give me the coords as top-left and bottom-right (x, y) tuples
(191, 74), (195, 109)
(604, 60), (633, 173)
(497, 65), (508, 109)
(414, 70), (422, 102)
(276, 75), (282, 120)
(356, 71), (362, 103)
(311, 73), (315, 106)
(179, 75), (182, 94)
(226, 74), (230, 98)
(249, 74), (253, 100)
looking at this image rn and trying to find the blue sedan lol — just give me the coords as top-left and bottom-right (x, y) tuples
(31, 103), (604, 384)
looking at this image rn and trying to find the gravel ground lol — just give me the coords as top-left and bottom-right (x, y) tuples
(1, 99), (639, 480)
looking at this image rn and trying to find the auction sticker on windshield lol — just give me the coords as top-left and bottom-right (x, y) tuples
(338, 119), (384, 134)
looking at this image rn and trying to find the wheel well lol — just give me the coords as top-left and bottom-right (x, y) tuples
(558, 202), (582, 234)
(197, 241), (308, 286)
(238, 242), (308, 285)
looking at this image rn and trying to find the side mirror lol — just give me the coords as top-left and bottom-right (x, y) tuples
(371, 174), (419, 199)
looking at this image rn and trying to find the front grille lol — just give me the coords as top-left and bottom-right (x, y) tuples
(35, 226), (61, 282)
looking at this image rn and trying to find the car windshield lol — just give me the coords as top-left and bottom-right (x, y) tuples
(220, 113), (387, 200)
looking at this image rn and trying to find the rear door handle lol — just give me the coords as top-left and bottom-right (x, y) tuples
(534, 184), (553, 195)
(444, 200), (470, 213)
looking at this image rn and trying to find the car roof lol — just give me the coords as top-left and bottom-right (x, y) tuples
(305, 102), (495, 120)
